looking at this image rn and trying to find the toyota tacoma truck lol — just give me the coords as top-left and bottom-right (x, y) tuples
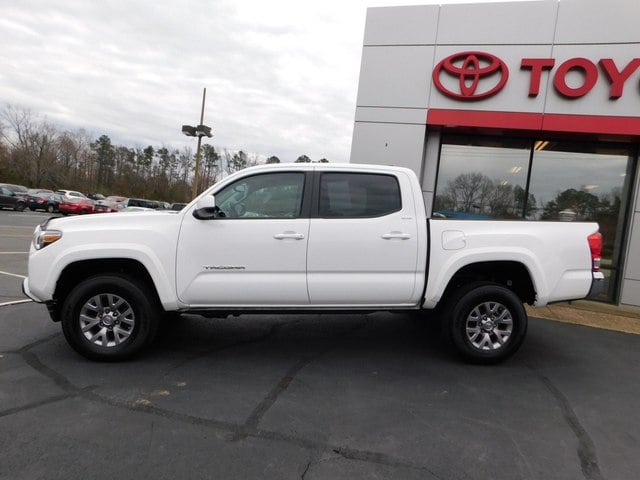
(23, 163), (604, 363)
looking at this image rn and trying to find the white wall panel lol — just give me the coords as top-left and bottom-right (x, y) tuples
(350, 122), (426, 177)
(555, 0), (640, 45)
(364, 5), (439, 46)
(356, 46), (435, 108)
(437, 1), (557, 45)
(620, 279), (640, 307)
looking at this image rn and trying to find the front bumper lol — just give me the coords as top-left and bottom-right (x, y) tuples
(22, 278), (43, 303)
(22, 278), (60, 322)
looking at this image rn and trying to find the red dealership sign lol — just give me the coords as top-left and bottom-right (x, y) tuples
(432, 51), (509, 100)
(433, 51), (640, 100)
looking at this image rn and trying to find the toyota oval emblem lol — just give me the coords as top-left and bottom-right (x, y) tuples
(433, 51), (509, 100)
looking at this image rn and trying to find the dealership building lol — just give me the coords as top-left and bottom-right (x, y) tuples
(350, 0), (640, 307)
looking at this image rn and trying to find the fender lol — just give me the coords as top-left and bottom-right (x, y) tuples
(423, 248), (543, 309)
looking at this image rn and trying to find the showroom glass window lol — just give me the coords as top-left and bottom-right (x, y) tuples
(433, 135), (531, 219)
(527, 141), (635, 302)
(433, 134), (636, 302)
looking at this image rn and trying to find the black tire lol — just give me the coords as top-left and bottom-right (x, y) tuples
(15, 201), (26, 212)
(46, 204), (55, 213)
(61, 274), (160, 361)
(444, 282), (527, 364)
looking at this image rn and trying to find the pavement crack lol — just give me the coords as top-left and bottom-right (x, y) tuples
(241, 353), (320, 437)
(0, 392), (77, 419)
(10, 332), (62, 355)
(20, 348), (78, 393)
(531, 368), (604, 480)
(252, 428), (444, 477)
(235, 318), (369, 440)
(300, 459), (313, 480)
(80, 389), (241, 433)
(331, 446), (445, 479)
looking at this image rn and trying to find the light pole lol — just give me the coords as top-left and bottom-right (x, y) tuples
(182, 87), (213, 198)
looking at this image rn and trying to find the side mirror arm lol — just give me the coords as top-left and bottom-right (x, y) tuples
(192, 195), (219, 220)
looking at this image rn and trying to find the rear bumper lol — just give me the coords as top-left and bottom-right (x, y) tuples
(587, 271), (606, 298)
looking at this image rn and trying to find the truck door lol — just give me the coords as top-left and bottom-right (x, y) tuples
(306, 171), (420, 306)
(176, 171), (310, 307)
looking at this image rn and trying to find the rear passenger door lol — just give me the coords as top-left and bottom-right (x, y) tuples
(306, 170), (420, 306)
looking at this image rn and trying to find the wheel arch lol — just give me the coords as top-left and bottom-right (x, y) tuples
(52, 258), (165, 321)
(440, 261), (536, 306)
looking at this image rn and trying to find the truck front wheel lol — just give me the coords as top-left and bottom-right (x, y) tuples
(446, 283), (527, 364)
(61, 275), (159, 361)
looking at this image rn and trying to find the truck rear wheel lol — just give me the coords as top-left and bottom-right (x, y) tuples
(445, 282), (527, 364)
(61, 275), (159, 361)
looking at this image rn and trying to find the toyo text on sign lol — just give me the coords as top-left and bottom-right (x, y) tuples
(433, 52), (640, 100)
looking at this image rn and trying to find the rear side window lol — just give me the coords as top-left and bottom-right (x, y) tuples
(318, 173), (401, 218)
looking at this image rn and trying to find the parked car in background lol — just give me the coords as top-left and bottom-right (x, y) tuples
(94, 195), (126, 213)
(0, 183), (28, 211)
(27, 188), (54, 196)
(85, 193), (105, 201)
(58, 197), (95, 215)
(28, 192), (63, 213)
(117, 198), (156, 210)
(120, 206), (156, 212)
(153, 201), (172, 210)
(169, 203), (187, 211)
(56, 189), (87, 200)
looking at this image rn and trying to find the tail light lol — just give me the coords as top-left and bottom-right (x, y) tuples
(587, 232), (602, 271)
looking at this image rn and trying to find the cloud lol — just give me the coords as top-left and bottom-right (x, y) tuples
(0, 0), (523, 164)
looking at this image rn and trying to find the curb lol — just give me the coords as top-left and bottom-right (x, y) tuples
(526, 302), (640, 335)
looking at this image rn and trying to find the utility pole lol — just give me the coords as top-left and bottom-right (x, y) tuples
(182, 87), (212, 199)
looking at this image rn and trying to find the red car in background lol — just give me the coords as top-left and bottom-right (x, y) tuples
(58, 197), (95, 215)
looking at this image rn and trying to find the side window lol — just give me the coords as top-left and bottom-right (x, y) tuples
(214, 172), (305, 219)
(318, 173), (401, 218)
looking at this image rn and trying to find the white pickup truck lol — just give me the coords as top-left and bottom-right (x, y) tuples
(23, 163), (604, 363)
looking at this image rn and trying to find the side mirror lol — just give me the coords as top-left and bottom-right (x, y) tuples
(193, 195), (218, 220)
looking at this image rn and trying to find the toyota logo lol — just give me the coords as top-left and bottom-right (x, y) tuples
(433, 51), (509, 100)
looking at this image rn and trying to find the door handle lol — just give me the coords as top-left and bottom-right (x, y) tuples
(274, 232), (305, 240)
(381, 232), (411, 240)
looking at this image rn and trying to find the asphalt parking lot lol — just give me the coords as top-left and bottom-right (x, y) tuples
(1, 210), (639, 480)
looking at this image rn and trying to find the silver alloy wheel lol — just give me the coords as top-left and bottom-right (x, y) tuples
(465, 301), (513, 351)
(79, 293), (135, 347)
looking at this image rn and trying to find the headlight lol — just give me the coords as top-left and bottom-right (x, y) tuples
(34, 229), (62, 250)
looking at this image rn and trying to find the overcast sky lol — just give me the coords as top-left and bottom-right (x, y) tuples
(1, 0), (526, 163)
